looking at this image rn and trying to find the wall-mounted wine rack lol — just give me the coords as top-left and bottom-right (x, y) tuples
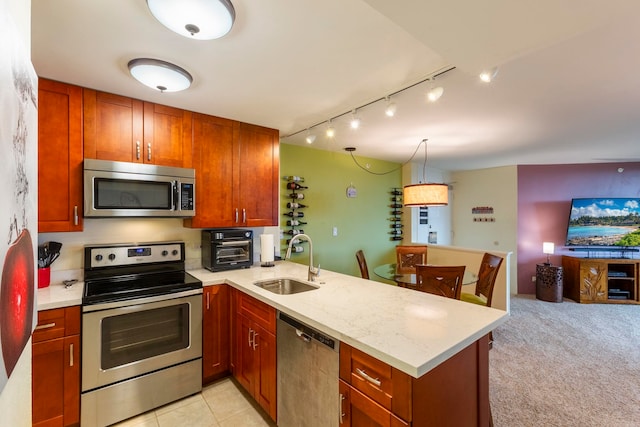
(389, 187), (403, 241)
(283, 176), (308, 254)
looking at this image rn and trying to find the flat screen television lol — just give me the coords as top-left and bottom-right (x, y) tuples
(565, 198), (640, 247)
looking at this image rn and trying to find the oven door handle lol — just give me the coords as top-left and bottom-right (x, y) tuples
(172, 181), (179, 211)
(218, 240), (250, 246)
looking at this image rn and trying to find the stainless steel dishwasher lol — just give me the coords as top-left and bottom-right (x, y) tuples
(277, 311), (340, 427)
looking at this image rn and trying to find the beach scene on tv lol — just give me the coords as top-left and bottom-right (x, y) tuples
(566, 198), (640, 247)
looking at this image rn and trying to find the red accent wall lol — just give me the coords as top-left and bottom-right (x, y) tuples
(517, 162), (640, 294)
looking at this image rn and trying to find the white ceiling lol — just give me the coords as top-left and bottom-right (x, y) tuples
(31, 0), (640, 171)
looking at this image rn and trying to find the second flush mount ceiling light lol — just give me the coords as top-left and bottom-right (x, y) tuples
(147, 0), (236, 40)
(128, 58), (193, 92)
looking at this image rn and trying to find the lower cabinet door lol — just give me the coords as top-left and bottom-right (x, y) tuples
(202, 285), (230, 384)
(33, 335), (80, 427)
(339, 379), (410, 427)
(254, 323), (276, 420)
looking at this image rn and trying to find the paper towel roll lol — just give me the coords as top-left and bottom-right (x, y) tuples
(260, 234), (275, 266)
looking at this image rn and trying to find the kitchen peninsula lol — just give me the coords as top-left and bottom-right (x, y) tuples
(38, 261), (507, 426)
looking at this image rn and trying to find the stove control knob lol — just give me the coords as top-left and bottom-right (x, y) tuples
(162, 250), (169, 256)
(172, 249), (179, 256)
(108, 253), (116, 261)
(95, 254), (103, 262)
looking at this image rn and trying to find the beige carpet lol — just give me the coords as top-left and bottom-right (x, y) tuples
(489, 294), (640, 427)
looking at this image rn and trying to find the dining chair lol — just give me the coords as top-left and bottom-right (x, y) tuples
(395, 245), (427, 274)
(415, 265), (466, 299)
(355, 250), (370, 280)
(460, 253), (503, 308)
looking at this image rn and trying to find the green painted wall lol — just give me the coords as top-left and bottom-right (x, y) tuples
(280, 143), (401, 281)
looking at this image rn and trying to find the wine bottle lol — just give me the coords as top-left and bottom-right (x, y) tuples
(390, 189), (403, 195)
(391, 210), (403, 215)
(283, 176), (304, 182)
(391, 236), (403, 241)
(389, 229), (403, 235)
(286, 219), (307, 226)
(284, 211), (304, 218)
(291, 245), (304, 253)
(285, 229), (304, 235)
(390, 203), (402, 208)
(289, 193), (305, 199)
(390, 223), (403, 228)
(286, 182), (309, 190)
(286, 202), (308, 209)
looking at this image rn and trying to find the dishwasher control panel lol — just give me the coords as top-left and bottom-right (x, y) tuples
(278, 312), (338, 351)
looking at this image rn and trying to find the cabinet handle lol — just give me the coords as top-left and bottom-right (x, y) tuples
(74, 205), (78, 225)
(136, 140), (141, 160)
(235, 208), (239, 223)
(248, 328), (254, 348)
(69, 343), (74, 367)
(355, 368), (381, 387)
(147, 142), (151, 161)
(35, 322), (56, 330)
(252, 330), (258, 350)
(339, 393), (345, 424)
(242, 208), (246, 224)
(206, 292), (210, 310)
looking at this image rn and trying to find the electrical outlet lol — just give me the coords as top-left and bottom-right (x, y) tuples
(531, 275), (536, 282)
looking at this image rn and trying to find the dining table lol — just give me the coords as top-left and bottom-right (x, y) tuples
(373, 263), (478, 288)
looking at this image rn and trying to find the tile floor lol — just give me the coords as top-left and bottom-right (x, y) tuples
(113, 377), (277, 427)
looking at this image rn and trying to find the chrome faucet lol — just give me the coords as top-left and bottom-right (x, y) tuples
(285, 233), (320, 282)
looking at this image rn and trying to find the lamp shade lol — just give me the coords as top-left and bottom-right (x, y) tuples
(147, 0), (235, 40)
(403, 183), (448, 207)
(128, 58), (193, 92)
(542, 242), (555, 255)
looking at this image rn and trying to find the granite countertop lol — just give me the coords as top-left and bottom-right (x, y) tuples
(189, 261), (508, 378)
(36, 261), (508, 378)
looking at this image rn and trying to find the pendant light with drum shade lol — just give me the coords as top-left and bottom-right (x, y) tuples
(128, 58), (193, 92)
(403, 139), (449, 207)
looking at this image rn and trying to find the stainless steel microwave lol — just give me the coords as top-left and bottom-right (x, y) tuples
(84, 159), (195, 217)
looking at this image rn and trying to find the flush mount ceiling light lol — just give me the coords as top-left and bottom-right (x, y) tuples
(385, 96), (397, 117)
(403, 139), (448, 207)
(479, 67), (499, 83)
(146, 0), (235, 40)
(128, 58), (193, 92)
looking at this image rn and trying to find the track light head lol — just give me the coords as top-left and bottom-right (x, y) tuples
(479, 67), (499, 83)
(385, 97), (397, 117)
(427, 86), (444, 102)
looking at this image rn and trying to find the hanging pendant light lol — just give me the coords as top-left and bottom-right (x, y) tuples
(128, 58), (193, 92)
(403, 139), (448, 206)
(147, 0), (236, 40)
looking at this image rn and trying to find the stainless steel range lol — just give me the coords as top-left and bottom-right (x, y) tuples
(81, 241), (203, 427)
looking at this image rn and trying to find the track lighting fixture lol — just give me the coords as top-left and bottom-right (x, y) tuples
(479, 67), (499, 83)
(426, 78), (444, 102)
(350, 110), (361, 129)
(385, 96), (397, 117)
(305, 129), (316, 144)
(326, 121), (335, 138)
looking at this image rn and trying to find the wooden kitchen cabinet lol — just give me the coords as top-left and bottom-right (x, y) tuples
(38, 78), (83, 232)
(202, 284), (230, 384)
(231, 290), (277, 421)
(32, 306), (81, 427)
(340, 339), (492, 427)
(184, 115), (279, 228)
(83, 89), (193, 167)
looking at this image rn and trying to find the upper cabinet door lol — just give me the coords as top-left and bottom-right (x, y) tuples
(83, 89), (143, 163)
(38, 78), (84, 232)
(142, 102), (193, 168)
(236, 123), (279, 227)
(84, 91), (191, 167)
(184, 113), (237, 228)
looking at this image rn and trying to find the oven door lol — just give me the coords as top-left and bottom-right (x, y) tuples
(213, 240), (253, 270)
(82, 292), (202, 392)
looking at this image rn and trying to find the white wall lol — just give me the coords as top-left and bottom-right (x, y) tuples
(450, 166), (518, 294)
(0, 0), (33, 424)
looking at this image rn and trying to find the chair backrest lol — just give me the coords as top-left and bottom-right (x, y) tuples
(475, 253), (504, 307)
(395, 245), (427, 274)
(355, 250), (370, 280)
(415, 265), (466, 299)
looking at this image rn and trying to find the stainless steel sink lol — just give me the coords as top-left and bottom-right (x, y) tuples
(254, 278), (319, 295)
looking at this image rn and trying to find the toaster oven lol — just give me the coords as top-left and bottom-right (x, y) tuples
(201, 229), (253, 271)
